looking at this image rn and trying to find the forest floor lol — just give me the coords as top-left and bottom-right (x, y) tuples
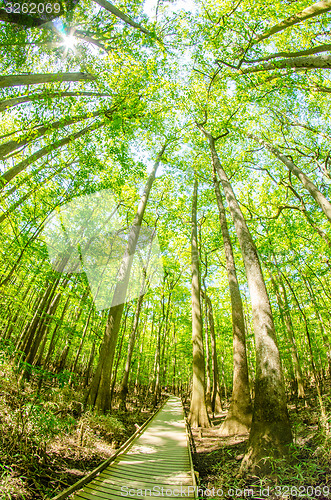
(191, 385), (331, 500)
(2, 349), (331, 500)
(0, 357), (159, 499)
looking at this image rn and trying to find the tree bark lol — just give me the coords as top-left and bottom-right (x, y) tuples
(43, 295), (71, 370)
(267, 267), (305, 398)
(69, 306), (94, 385)
(118, 282), (145, 411)
(282, 272), (329, 429)
(213, 170), (252, 435)
(84, 341), (96, 388)
(204, 294), (223, 414)
(160, 290), (173, 393)
(172, 323), (177, 395)
(240, 54), (331, 74)
(0, 120), (104, 187)
(19, 274), (62, 362)
(33, 291), (63, 367)
(92, 0), (156, 38)
(134, 328), (145, 395)
(0, 91), (112, 112)
(198, 123), (292, 472)
(54, 291), (88, 375)
(25, 279), (70, 370)
(118, 227), (156, 410)
(245, 43), (331, 64)
(252, 0), (331, 45)
(188, 177), (210, 428)
(0, 72), (95, 88)
(0, 160), (76, 224)
(85, 140), (169, 412)
(152, 320), (162, 407)
(203, 293), (213, 413)
(0, 108), (113, 159)
(109, 303), (131, 403)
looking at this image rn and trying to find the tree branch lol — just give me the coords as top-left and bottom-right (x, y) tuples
(244, 43), (331, 64)
(239, 54), (331, 74)
(252, 0), (331, 46)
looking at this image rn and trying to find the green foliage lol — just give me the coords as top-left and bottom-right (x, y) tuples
(79, 412), (127, 445)
(2, 0), (331, 495)
(0, 359), (76, 452)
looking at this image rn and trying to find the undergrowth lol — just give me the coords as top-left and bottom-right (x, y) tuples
(194, 389), (331, 500)
(0, 345), (151, 499)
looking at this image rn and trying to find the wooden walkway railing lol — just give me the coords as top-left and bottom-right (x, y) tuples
(50, 396), (197, 500)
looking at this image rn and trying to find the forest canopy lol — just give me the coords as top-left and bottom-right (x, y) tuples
(1, 0), (331, 497)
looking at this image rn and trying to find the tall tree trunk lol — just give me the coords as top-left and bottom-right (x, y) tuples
(188, 177), (210, 428)
(86, 140), (169, 412)
(297, 268), (331, 376)
(282, 272), (329, 430)
(200, 249), (212, 414)
(54, 291), (88, 375)
(246, 43), (331, 64)
(161, 326), (171, 388)
(109, 304), (131, 403)
(152, 317), (162, 407)
(37, 295), (72, 391)
(92, 0), (156, 37)
(160, 292), (172, 393)
(118, 227), (155, 410)
(267, 268), (305, 398)
(203, 293), (213, 413)
(0, 121), (104, 187)
(118, 283), (145, 411)
(19, 263), (64, 362)
(205, 294), (223, 413)
(172, 323), (177, 395)
(25, 280), (69, 369)
(0, 72), (95, 88)
(69, 306), (94, 385)
(3, 260), (45, 341)
(43, 295), (71, 370)
(0, 91), (111, 112)
(0, 107), (115, 159)
(84, 341), (96, 388)
(240, 54), (331, 74)
(134, 328), (145, 395)
(252, 0), (331, 45)
(198, 123), (292, 471)
(148, 313), (157, 395)
(213, 169), (252, 435)
(0, 160), (76, 224)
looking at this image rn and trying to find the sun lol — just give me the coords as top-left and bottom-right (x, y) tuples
(62, 35), (76, 51)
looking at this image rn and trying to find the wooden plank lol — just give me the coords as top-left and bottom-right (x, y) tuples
(49, 399), (168, 500)
(75, 490), (196, 500)
(98, 467), (192, 480)
(100, 461), (191, 473)
(96, 469), (193, 485)
(92, 473), (192, 488)
(57, 397), (197, 500)
(74, 491), (139, 500)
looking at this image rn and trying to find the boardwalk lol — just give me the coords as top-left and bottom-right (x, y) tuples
(71, 396), (196, 500)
